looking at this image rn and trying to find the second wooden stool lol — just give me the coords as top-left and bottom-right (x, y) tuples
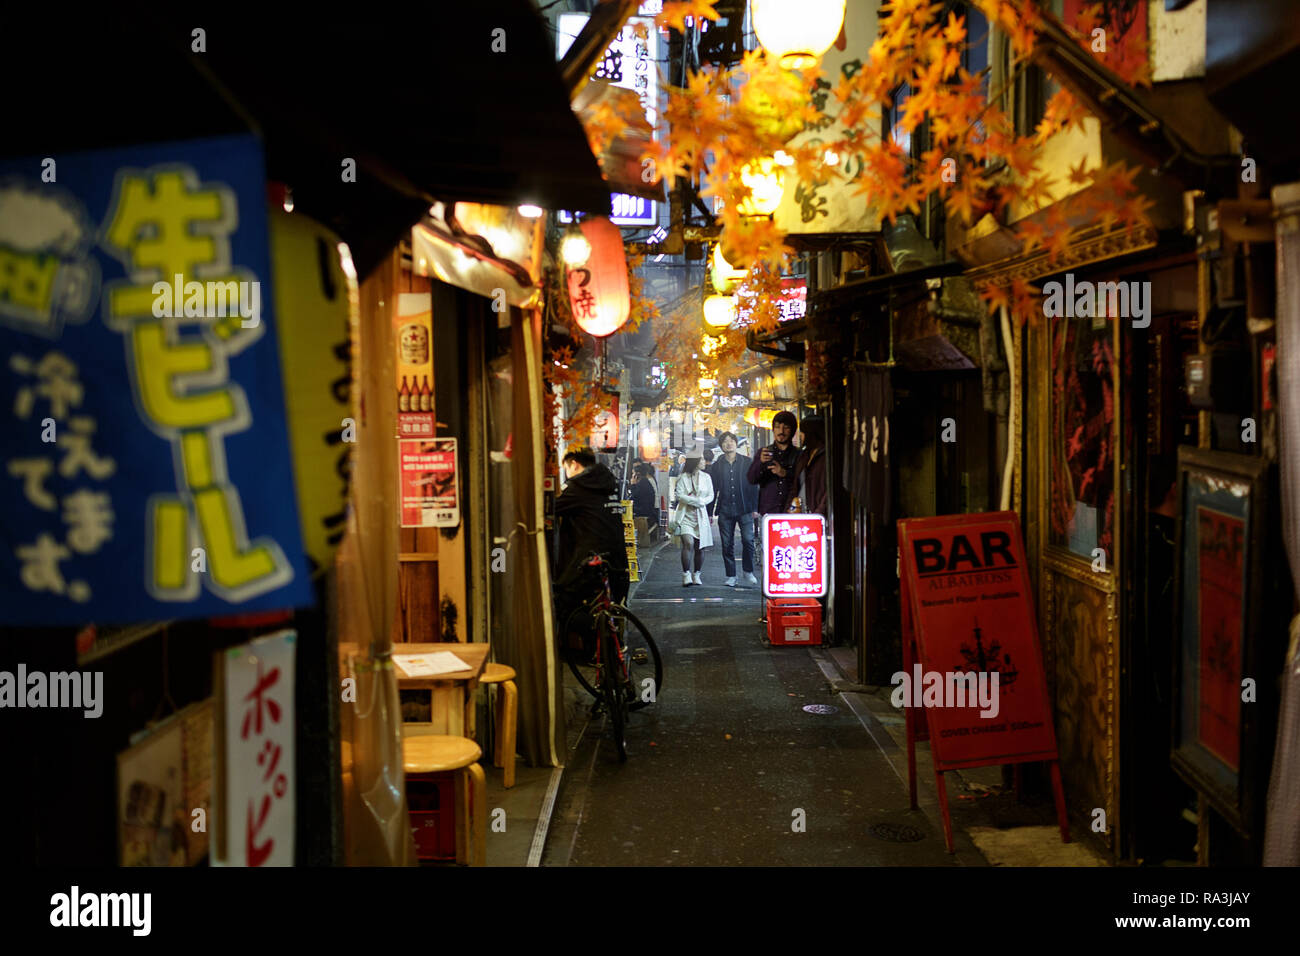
(480, 662), (518, 788)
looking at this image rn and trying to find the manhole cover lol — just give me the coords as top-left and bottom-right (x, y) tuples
(802, 703), (839, 715)
(869, 823), (924, 843)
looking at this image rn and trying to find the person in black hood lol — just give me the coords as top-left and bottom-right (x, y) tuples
(553, 447), (630, 629)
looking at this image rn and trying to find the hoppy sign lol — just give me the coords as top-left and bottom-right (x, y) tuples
(761, 514), (827, 598)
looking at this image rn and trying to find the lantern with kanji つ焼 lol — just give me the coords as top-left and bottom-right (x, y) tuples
(565, 217), (629, 338)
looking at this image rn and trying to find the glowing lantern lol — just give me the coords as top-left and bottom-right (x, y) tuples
(751, 0), (847, 71)
(704, 294), (738, 328)
(737, 158), (785, 217)
(565, 217), (629, 337)
(639, 427), (662, 462)
(745, 407), (778, 428)
(710, 244), (747, 294)
(561, 227), (591, 267)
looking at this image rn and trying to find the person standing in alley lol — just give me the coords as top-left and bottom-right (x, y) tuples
(785, 417), (827, 516)
(748, 411), (800, 595)
(629, 463), (658, 537)
(708, 431), (758, 587)
(673, 448), (714, 586)
(748, 411), (800, 516)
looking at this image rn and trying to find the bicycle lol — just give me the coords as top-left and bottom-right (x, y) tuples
(559, 553), (663, 761)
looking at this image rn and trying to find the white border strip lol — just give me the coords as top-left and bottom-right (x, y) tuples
(526, 766), (566, 867)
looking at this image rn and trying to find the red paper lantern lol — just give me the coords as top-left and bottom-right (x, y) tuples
(566, 217), (629, 337)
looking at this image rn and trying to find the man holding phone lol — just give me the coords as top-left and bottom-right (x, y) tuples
(747, 409), (800, 518)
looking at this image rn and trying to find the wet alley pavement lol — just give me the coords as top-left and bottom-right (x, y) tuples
(542, 534), (992, 867)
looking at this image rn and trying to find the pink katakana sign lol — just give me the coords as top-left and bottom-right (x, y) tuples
(216, 629), (295, 866)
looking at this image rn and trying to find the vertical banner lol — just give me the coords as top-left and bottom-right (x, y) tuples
(399, 437), (460, 528)
(761, 514), (827, 598)
(215, 629), (295, 867)
(394, 291), (434, 438)
(0, 134), (311, 625)
(1195, 506), (1245, 770)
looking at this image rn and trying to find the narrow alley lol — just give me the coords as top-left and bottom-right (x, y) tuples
(547, 537), (979, 866)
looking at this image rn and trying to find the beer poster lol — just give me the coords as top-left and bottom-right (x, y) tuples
(394, 292), (434, 438)
(897, 512), (1059, 769)
(400, 438), (459, 528)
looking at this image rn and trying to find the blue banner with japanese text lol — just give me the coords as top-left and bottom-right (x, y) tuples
(0, 134), (313, 625)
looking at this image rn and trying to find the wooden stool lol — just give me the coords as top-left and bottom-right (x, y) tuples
(401, 729), (485, 866)
(480, 662), (518, 788)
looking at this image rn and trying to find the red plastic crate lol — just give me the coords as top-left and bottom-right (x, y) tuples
(766, 597), (822, 645)
(406, 775), (457, 861)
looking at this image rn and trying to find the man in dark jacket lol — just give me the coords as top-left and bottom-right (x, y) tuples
(747, 410), (800, 516)
(554, 447), (630, 626)
(708, 431), (759, 586)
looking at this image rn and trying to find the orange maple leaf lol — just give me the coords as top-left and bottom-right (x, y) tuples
(657, 1), (721, 33)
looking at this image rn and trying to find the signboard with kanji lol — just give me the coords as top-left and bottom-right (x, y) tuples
(0, 134), (312, 624)
(761, 513), (827, 598)
(214, 629), (295, 867)
(736, 277), (807, 327)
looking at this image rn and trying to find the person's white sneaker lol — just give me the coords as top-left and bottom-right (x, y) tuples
(724, 576), (736, 587)
(692, 571), (703, 586)
(683, 571), (693, 587)
(743, 572), (759, 586)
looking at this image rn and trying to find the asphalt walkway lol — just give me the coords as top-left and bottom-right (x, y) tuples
(543, 532), (972, 866)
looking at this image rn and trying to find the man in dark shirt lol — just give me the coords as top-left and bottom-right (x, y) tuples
(708, 431), (758, 586)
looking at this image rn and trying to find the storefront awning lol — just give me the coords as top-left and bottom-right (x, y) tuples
(2, 4), (609, 280)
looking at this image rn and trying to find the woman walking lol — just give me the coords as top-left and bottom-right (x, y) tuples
(673, 448), (714, 586)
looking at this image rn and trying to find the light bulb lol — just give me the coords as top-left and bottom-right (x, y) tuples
(561, 231), (591, 266)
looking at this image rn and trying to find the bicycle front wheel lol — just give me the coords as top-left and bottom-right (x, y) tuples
(602, 625), (628, 762)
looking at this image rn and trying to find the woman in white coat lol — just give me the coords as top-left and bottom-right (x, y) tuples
(674, 448), (714, 586)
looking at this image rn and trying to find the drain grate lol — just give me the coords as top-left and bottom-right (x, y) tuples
(802, 703), (839, 715)
(869, 823), (924, 843)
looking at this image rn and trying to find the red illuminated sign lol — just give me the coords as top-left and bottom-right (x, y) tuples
(761, 513), (827, 598)
(736, 277), (807, 327)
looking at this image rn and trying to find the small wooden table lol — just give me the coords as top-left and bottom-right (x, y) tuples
(393, 642), (490, 738)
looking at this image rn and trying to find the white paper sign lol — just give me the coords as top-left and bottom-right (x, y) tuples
(393, 651), (469, 678)
(218, 629), (295, 867)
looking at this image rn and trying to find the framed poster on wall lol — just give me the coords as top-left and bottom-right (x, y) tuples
(1170, 447), (1271, 836)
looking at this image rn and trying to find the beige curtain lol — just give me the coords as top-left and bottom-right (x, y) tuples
(513, 302), (564, 765)
(1265, 183), (1300, 866)
(338, 247), (417, 866)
